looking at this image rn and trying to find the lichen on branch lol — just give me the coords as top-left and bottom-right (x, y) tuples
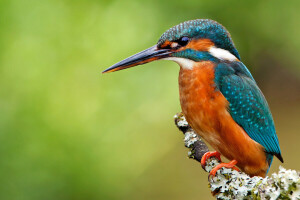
(174, 113), (300, 200)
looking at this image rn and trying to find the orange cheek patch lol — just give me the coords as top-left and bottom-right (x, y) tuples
(159, 40), (172, 48)
(185, 38), (214, 51)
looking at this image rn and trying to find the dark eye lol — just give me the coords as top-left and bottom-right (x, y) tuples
(178, 36), (189, 46)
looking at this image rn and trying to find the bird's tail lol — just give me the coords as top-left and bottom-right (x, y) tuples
(266, 153), (274, 174)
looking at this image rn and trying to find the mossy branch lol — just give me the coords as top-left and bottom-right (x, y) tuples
(174, 113), (300, 200)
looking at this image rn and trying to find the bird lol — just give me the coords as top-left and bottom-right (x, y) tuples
(102, 19), (283, 177)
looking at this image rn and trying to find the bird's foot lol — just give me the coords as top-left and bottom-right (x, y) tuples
(201, 151), (222, 169)
(209, 160), (240, 177)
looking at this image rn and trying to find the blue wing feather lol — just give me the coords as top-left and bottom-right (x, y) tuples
(215, 62), (283, 162)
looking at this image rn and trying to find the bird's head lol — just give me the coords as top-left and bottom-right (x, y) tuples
(103, 19), (240, 73)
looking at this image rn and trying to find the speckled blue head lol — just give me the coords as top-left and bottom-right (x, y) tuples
(158, 19), (240, 60)
(103, 19), (241, 73)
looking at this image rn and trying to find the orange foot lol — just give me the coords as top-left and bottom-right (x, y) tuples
(209, 160), (240, 177)
(201, 151), (222, 169)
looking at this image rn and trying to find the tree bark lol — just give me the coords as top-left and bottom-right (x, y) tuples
(174, 113), (300, 200)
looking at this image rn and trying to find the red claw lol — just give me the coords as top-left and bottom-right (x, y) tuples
(209, 160), (240, 177)
(201, 151), (222, 169)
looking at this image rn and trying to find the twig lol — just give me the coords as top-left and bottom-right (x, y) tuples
(174, 113), (300, 200)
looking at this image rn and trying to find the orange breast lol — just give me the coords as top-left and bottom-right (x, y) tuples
(178, 61), (269, 177)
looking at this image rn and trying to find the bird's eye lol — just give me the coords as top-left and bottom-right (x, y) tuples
(178, 36), (190, 46)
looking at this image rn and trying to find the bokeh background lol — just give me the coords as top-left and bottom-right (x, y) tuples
(1, 0), (299, 199)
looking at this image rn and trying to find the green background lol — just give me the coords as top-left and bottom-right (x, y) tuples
(0, 0), (299, 199)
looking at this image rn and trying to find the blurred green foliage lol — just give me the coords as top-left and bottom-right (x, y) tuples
(0, 0), (299, 199)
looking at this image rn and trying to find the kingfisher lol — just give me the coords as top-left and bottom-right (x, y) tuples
(102, 19), (283, 177)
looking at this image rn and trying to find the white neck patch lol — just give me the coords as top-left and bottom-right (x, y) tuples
(161, 46), (237, 69)
(209, 46), (237, 61)
(162, 57), (195, 70)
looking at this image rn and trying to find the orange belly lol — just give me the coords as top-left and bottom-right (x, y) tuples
(179, 61), (269, 177)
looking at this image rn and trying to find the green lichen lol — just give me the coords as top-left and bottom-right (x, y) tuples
(175, 113), (300, 200)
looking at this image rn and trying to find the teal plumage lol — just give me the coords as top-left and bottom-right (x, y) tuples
(214, 61), (283, 164)
(157, 19), (240, 60)
(103, 18), (284, 177)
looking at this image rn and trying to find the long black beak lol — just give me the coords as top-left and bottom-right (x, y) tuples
(102, 45), (170, 73)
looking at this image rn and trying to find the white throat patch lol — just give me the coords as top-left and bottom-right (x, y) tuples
(209, 46), (237, 61)
(162, 46), (237, 69)
(162, 57), (195, 70)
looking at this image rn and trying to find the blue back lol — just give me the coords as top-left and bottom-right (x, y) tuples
(156, 19), (283, 165)
(214, 61), (283, 164)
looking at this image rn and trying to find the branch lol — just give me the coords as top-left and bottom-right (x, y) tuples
(174, 113), (300, 200)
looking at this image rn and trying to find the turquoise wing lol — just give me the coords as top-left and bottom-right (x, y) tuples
(215, 62), (283, 162)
